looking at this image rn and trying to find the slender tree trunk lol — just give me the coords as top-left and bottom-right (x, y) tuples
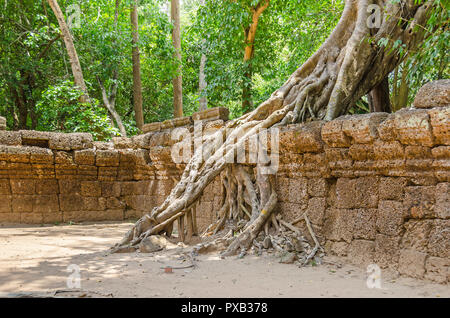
(367, 77), (391, 113)
(171, 0), (183, 118)
(47, 0), (89, 103)
(242, 0), (270, 113)
(198, 0), (207, 111)
(131, 0), (144, 131)
(97, 76), (127, 137)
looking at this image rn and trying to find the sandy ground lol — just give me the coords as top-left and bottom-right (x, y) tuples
(0, 222), (448, 298)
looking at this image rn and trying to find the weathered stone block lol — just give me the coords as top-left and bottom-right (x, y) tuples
(106, 197), (125, 209)
(81, 181), (101, 197)
(98, 167), (118, 181)
(280, 122), (324, 154)
(348, 240), (375, 266)
(373, 140), (404, 160)
(354, 208), (377, 240)
(58, 180), (80, 194)
(0, 195), (12, 213)
(10, 179), (35, 194)
(20, 213), (43, 224)
(321, 116), (352, 148)
(327, 241), (349, 257)
(401, 220), (433, 252)
(5, 146), (30, 163)
(96, 150), (120, 167)
(142, 122), (161, 133)
(112, 137), (135, 149)
(288, 178), (308, 205)
(0, 179), (11, 194)
(425, 256), (449, 284)
(43, 212), (63, 224)
(307, 178), (328, 197)
(323, 208), (356, 243)
(33, 195), (59, 213)
(379, 177), (406, 200)
(377, 114), (397, 141)
(0, 213), (20, 222)
(413, 80), (450, 109)
(305, 197), (326, 226)
(398, 249), (427, 279)
(428, 107), (450, 145)
(83, 197), (106, 211)
(374, 234), (401, 269)
(101, 182), (121, 197)
(12, 195), (34, 212)
(404, 186), (435, 218)
(29, 147), (53, 164)
(376, 200), (405, 236)
(77, 165), (98, 180)
(335, 177), (378, 209)
(74, 149), (96, 165)
(54, 151), (73, 165)
(341, 113), (388, 144)
(435, 183), (450, 219)
(394, 109), (434, 147)
(192, 107), (229, 122)
(0, 131), (21, 145)
(49, 133), (93, 150)
(59, 194), (84, 211)
(428, 220), (450, 258)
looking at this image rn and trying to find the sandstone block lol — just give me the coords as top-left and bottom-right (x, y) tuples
(435, 183), (450, 219)
(413, 80), (450, 109)
(74, 149), (96, 165)
(374, 234), (401, 269)
(425, 256), (449, 284)
(49, 133), (93, 150)
(321, 116), (352, 148)
(401, 220), (433, 252)
(394, 109), (434, 147)
(280, 121), (324, 154)
(0, 131), (21, 145)
(428, 107), (450, 145)
(81, 181), (101, 197)
(192, 107), (229, 122)
(398, 249), (427, 279)
(10, 179), (35, 194)
(376, 200), (405, 236)
(342, 113), (388, 144)
(96, 150), (120, 167)
(335, 177), (378, 209)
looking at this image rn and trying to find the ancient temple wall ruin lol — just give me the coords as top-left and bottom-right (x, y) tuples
(0, 104), (448, 283)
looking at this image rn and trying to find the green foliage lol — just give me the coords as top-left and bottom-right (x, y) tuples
(36, 81), (119, 140)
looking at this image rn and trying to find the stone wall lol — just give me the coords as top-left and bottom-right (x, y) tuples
(0, 104), (448, 283)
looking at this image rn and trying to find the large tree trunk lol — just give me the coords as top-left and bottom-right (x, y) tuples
(47, 0), (89, 103)
(115, 0), (434, 255)
(367, 76), (391, 113)
(171, 0), (183, 118)
(131, 0), (144, 131)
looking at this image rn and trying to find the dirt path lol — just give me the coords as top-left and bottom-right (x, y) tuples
(0, 222), (448, 298)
